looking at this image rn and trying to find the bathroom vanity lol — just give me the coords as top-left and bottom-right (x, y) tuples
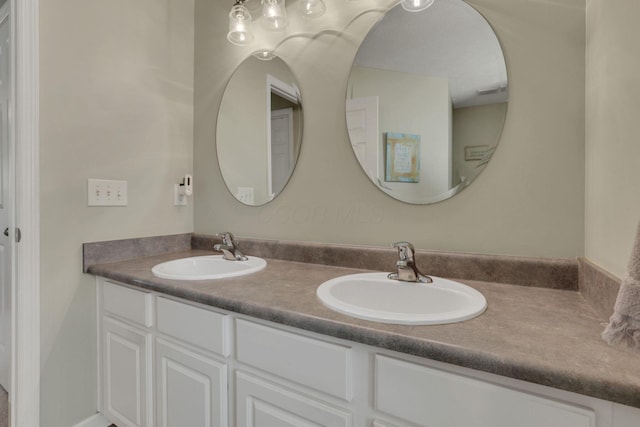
(85, 236), (640, 427)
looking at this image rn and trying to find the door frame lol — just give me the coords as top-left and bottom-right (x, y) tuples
(12, 0), (40, 425)
(265, 74), (298, 198)
(0, 0), (11, 396)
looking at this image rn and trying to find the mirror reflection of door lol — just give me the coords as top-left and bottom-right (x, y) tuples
(270, 107), (294, 196)
(266, 75), (300, 200)
(346, 96), (379, 181)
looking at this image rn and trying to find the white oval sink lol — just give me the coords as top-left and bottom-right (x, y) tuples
(317, 272), (486, 325)
(152, 255), (266, 280)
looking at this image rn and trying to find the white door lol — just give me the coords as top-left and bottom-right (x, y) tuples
(270, 107), (294, 197)
(346, 96), (379, 181)
(0, 5), (12, 393)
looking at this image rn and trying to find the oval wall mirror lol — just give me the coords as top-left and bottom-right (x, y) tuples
(217, 55), (303, 206)
(346, 0), (508, 204)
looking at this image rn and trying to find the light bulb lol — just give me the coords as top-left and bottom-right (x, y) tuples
(261, 0), (288, 31)
(227, 4), (254, 45)
(298, 0), (326, 19)
(253, 50), (277, 60)
(401, 0), (435, 12)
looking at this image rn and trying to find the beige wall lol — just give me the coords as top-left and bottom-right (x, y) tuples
(452, 102), (507, 184)
(195, 0), (585, 258)
(585, 0), (640, 278)
(349, 66), (452, 200)
(218, 59), (271, 202)
(39, 0), (194, 425)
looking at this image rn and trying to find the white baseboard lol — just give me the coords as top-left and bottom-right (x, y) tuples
(72, 413), (111, 427)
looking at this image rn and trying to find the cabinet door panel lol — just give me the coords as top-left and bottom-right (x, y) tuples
(252, 399), (322, 427)
(372, 421), (407, 427)
(156, 338), (227, 427)
(236, 371), (351, 427)
(103, 317), (151, 427)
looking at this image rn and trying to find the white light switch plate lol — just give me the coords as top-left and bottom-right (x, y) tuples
(236, 187), (254, 205)
(88, 179), (128, 206)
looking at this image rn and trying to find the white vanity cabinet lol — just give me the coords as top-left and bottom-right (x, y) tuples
(98, 279), (230, 427)
(97, 278), (640, 427)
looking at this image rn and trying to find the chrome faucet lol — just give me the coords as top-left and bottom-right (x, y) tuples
(214, 232), (248, 261)
(388, 241), (433, 283)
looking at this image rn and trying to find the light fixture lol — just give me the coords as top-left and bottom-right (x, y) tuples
(297, 0), (326, 19)
(227, 0), (254, 45)
(401, 0), (435, 12)
(261, 0), (288, 31)
(226, 0), (334, 45)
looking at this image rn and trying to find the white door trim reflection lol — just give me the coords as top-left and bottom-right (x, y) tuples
(270, 107), (294, 197)
(265, 74), (298, 200)
(346, 96), (379, 183)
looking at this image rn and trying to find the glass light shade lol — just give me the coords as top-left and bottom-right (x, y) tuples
(298, 0), (326, 18)
(401, 0), (435, 12)
(227, 5), (254, 45)
(261, 0), (288, 31)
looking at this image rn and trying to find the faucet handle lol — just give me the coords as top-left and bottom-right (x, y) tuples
(392, 241), (416, 262)
(389, 241), (433, 284)
(214, 232), (248, 261)
(217, 232), (236, 247)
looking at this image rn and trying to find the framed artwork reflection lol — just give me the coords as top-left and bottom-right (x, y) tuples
(385, 132), (420, 183)
(464, 145), (492, 161)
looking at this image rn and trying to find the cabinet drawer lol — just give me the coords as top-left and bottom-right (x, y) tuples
(156, 297), (230, 356)
(236, 319), (352, 401)
(102, 280), (153, 327)
(375, 355), (595, 427)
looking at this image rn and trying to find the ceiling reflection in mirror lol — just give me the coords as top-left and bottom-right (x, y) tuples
(217, 55), (303, 206)
(346, 0), (508, 204)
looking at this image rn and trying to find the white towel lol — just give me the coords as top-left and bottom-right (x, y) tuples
(602, 220), (640, 350)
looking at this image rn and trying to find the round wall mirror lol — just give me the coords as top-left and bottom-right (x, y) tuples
(217, 55), (303, 206)
(346, 0), (508, 204)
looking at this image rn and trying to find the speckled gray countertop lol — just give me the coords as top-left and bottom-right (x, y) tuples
(86, 248), (640, 409)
